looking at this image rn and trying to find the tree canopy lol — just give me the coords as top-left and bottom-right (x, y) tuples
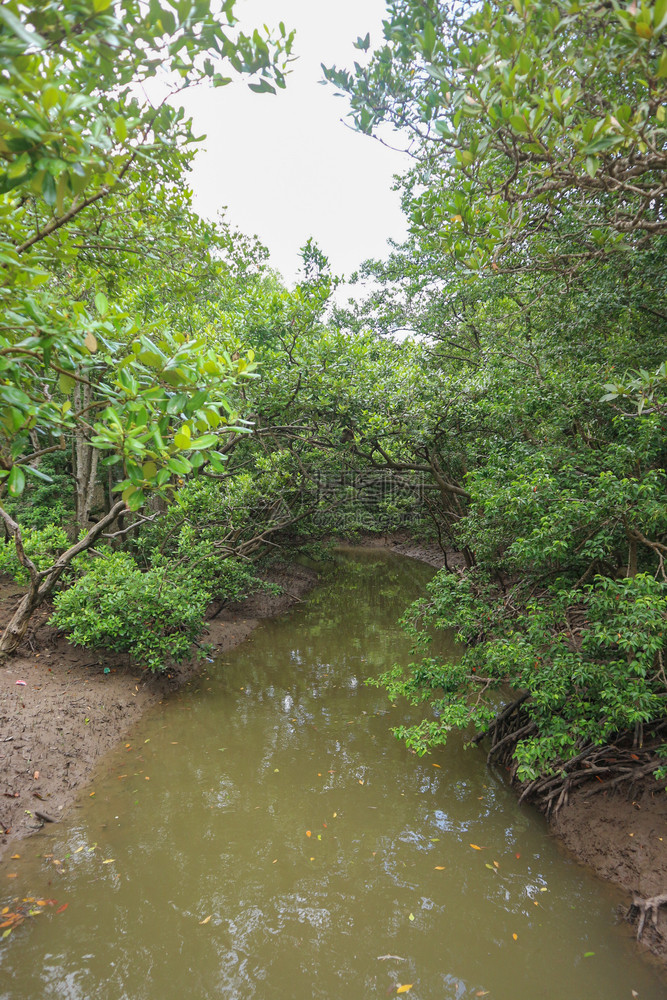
(1, 0), (665, 809)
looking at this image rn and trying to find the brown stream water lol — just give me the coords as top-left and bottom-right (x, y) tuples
(0, 549), (665, 999)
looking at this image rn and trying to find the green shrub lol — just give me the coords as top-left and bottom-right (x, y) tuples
(0, 524), (70, 585)
(51, 551), (210, 672)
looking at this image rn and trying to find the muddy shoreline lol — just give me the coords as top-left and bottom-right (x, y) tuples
(0, 561), (319, 863)
(1, 535), (666, 966)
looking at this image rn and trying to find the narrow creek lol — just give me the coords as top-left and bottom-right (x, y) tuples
(1, 549), (665, 999)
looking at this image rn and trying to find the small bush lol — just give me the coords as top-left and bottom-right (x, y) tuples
(51, 551), (210, 672)
(0, 524), (70, 585)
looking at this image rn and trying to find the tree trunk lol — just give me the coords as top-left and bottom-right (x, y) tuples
(73, 381), (100, 532)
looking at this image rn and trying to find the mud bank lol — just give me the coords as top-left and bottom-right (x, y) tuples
(0, 561), (318, 863)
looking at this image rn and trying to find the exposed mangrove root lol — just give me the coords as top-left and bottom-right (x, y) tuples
(477, 697), (666, 817)
(627, 893), (667, 941)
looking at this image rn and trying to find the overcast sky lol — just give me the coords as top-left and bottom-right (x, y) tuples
(178, 0), (410, 284)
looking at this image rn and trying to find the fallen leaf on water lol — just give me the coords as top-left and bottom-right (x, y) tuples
(56, 904), (68, 914)
(534, 901), (539, 907)
(408, 913), (415, 921)
(493, 861), (499, 868)
(333, 812), (337, 818)
(512, 933), (518, 941)
(434, 866), (446, 871)
(36, 901), (47, 907)
(432, 763), (441, 768)
(396, 985), (413, 994)
(540, 887), (547, 892)
(485, 863), (495, 870)
(358, 779), (364, 785)
(470, 844), (484, 850)
(515, 853), (520, 859)
(1, 908), (7, 915)
(199, 915), (211, 925)
(73, 847), (84, 854)
(2, 928), (13, 939)
(102, 859), (115, 864)
(476, 992), (490, 997)
(7, 874), (17, 879)
(306, 830), (312, 838)
(272, 859), (277, 864)
(584, 952), (595, 958)
(10, 855), (20, 860)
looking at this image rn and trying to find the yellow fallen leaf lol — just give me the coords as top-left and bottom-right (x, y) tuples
(470, 844), (483, 850)
(10, 855), (20, 860)
(333, 812), (337, 818)
(512, 933), (518, 941)
(540, 887), (548, 892)
(408, 913), (415, 921)
(102, 859), (115, 864)
(199, 915), (211, 925)
(7, 874), (17, 879)
(73, 847), (84, 854)
(306, 830), (312, 838)
(476, 992), (490, 997)
(397, 986), (413, 994)
(432, 763), (441, 768)
(493, 861), (499, 868)
(358, 779), (364, 785)
(434, 866), (446, 871)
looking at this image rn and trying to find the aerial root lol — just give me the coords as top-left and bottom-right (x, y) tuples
(627, 893), (667, 941)
(477, 700), (665, 816)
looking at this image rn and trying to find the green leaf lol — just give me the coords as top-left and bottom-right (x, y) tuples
(0, 5), (46, 48)
(114, 117), (128, 142)
(8, 465), (26, 497)
(510, 115), (529, 133)
(94, 291), (109, 315)
(188, 433), (218, 451)
(59, 372), (76, 394)
(248, 78), (275, 94)
(655, 0), (667, 32)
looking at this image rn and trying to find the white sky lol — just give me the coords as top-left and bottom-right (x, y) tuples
(179, 0), (410, 284)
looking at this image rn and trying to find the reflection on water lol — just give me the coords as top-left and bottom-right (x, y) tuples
(0, 549), (665, 999)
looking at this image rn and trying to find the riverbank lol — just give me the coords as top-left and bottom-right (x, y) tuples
(0, 560), (318, 863)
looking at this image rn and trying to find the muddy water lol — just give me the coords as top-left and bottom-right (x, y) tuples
(1, 549), (665, 1000)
